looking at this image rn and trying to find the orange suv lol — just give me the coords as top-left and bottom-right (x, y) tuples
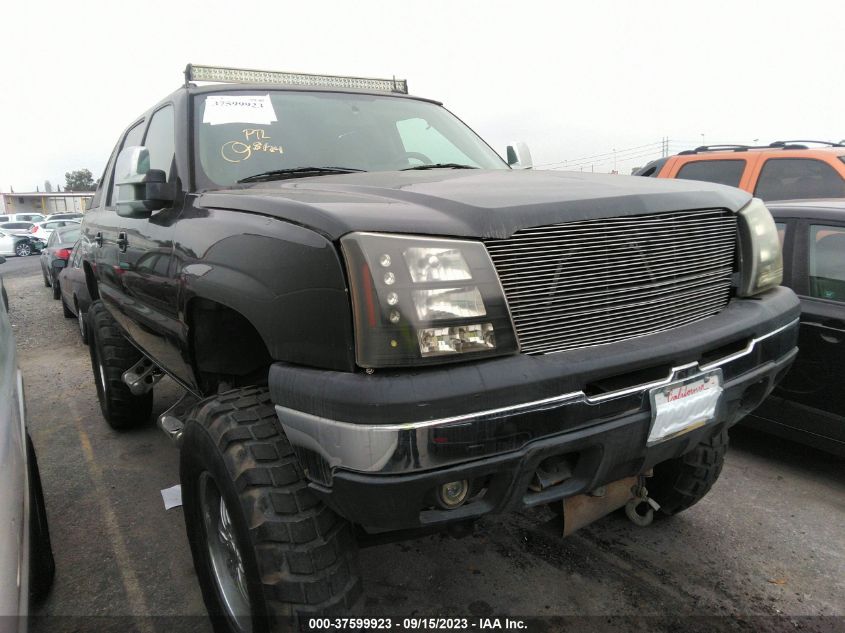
(635, 140), (845, 201)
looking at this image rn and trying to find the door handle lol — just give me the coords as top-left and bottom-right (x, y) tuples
(94, 232), (103, 247)
(117, 232), (128, 253)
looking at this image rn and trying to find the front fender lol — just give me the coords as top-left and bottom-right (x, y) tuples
(175, 206), (355, 372)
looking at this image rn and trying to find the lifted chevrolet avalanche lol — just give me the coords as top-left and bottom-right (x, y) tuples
(79, 64), (800, 631)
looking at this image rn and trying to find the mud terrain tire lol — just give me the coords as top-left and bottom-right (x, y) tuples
(180, 387), (361, 632)
(87, 300), (153, 429)
(649, 428), (729, 516)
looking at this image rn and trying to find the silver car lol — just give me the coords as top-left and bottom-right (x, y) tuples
(0, 256), (54, 621)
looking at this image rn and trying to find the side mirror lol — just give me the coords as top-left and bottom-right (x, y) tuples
(115, 146), (174, 218)
(506, 142), (533, 170)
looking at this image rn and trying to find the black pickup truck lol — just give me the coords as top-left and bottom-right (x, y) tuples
(79, 65), (799, 630)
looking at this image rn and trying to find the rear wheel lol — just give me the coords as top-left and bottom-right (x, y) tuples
(181, 387), (362, 632)
(27, 434), (55, 601)
(61, 295), (74, 318)
(649, 428), (729, 516)
(51, 275), (61, 300)
(75, 298), (89, 344)
(87, 300), (152, 429)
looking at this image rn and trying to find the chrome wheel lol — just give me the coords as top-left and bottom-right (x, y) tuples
(200, 472), (252, 632)
(97, 353), (107, 395)
(15, 243), (31, 257)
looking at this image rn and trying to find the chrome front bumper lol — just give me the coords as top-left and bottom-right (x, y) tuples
(275, 317), (799, 479)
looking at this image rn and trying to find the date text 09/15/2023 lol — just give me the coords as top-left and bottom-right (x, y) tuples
(307, 618), (528, 631)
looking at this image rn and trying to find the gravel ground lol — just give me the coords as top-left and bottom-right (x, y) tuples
(3, 256), (843, 633)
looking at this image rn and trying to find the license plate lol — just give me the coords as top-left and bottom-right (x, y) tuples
(648, 370), (723, 445)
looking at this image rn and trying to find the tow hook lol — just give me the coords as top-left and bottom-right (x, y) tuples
(625, 476), (660, 527)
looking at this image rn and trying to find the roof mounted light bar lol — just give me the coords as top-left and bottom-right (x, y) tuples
(185, 64), (408, 94)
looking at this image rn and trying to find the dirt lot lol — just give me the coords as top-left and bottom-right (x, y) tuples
(3, 256), (844, 633)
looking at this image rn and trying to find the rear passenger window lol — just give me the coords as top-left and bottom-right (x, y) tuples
(676, 160), (745, 187)
(755, 159), (845, 201)
(809, 225), (845, 302)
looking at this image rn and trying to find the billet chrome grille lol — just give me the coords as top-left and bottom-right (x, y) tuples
(485, 209), (737, 354)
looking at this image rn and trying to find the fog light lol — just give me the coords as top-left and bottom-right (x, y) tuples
(437, 480), (469, 509)
(418, 323), (495, 357)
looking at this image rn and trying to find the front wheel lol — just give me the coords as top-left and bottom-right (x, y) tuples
(181, 388), (362, 632)
(15, 242), (32, 257)
(87, 300), (152, 429)
(649, 428), (728, 516)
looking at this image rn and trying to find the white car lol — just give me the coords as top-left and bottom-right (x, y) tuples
(0, 260), (55, 620)
(29, 219), (80, 242)
(0, 213), (45, 224)
(44, 213), (83, 222)
(0, 231), (41, 257)
(0, 222), (35, 236)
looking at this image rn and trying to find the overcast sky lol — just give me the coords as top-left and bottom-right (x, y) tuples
(1, 0), (842, 192)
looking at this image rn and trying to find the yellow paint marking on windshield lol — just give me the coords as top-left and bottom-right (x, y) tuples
(221, 128), (284, 163)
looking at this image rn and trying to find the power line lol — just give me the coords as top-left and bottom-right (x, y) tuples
(547, 147), (665, 171)
(542, 147), (662, 171)
(535, 140), (664, 168)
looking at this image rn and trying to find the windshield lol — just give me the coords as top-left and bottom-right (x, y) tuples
(195, 90), (507, 187)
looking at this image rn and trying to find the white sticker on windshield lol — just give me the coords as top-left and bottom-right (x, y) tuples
(203, 94), (278, 126)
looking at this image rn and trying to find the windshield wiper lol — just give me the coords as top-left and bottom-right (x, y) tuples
(400, 163), (479, 171)
(237, 167), (366, 183)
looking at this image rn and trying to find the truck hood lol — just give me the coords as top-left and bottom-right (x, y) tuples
(197, 169), (751, 240)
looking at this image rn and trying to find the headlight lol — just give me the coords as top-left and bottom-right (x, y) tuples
(341, 232), (518, 368)
(736, 198), (783, 297)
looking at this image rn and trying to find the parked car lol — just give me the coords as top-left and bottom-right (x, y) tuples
(58, 241), (93, 343)
(0, 259), (55, 618)
(0, 213), (45, 224)
(743, 199), (845, 456)
(29, 219), (80, 242)
(40, 225), (81, 299)
(44, 213), (84, 222)
(635, 141), (845, 201)
(0, 231), (43, 257)
(79, 64), (799, 628)
(0, 222), (35, 236)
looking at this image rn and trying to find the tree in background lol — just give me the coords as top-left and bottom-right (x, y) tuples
(44, 180), (53, 193)
(64, 169), (96, 192)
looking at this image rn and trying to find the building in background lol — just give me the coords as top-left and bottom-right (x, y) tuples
(0, 191), (93, 215)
